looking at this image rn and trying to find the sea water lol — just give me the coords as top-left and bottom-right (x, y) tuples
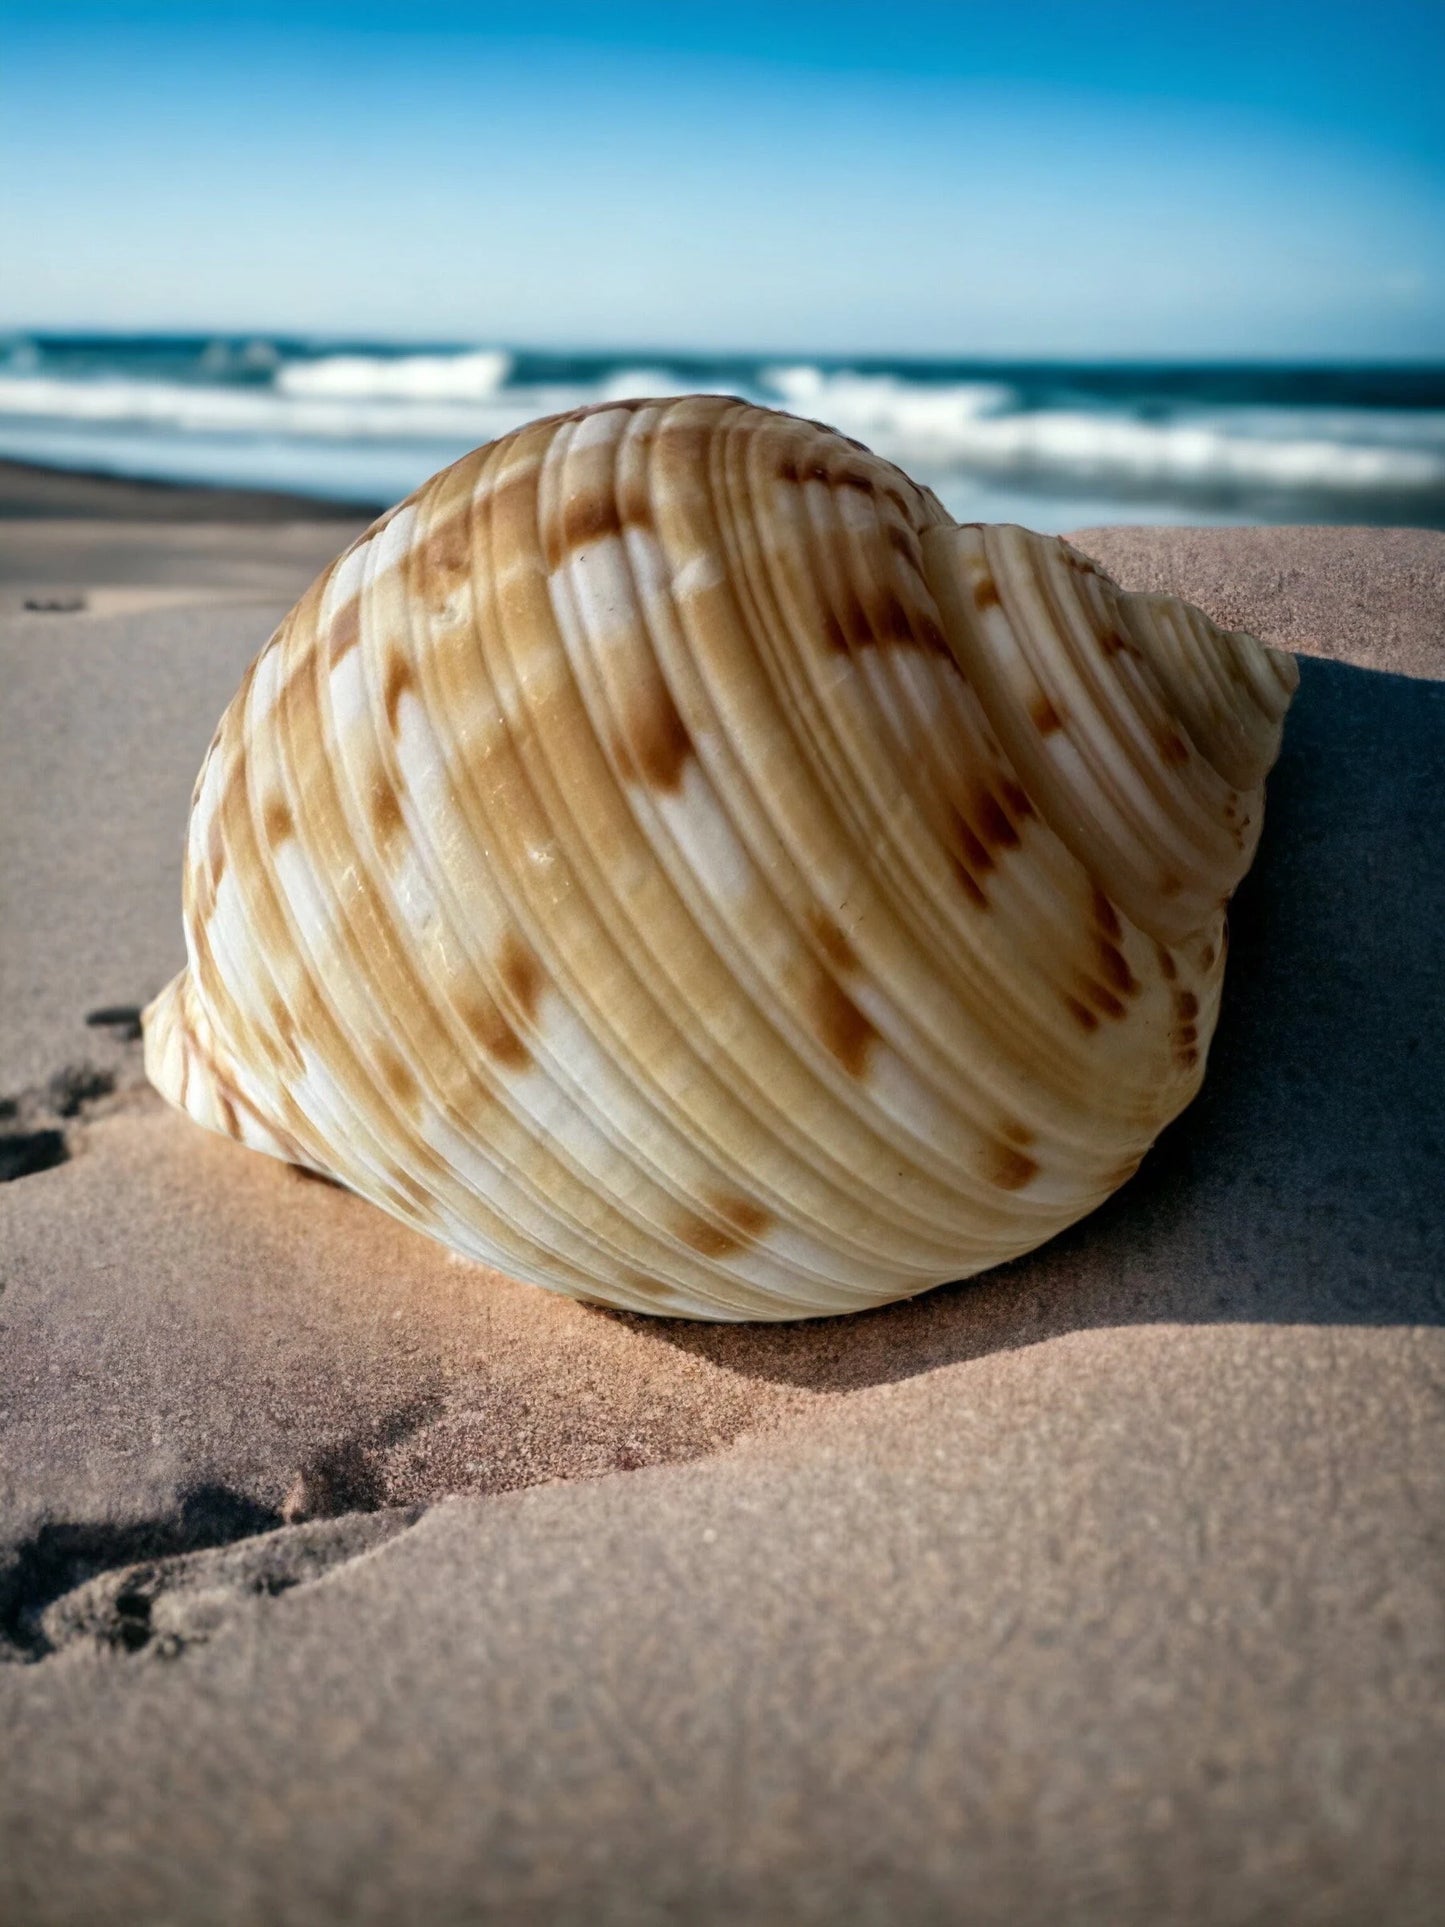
(2, 334), (1442, 529)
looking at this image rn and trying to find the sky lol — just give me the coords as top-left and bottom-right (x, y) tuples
(2, 1), (1442, 359)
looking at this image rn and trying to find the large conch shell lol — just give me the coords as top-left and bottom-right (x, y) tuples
(145, 397), (1297, 1320)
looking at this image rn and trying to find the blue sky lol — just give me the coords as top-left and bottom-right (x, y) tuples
(2, 1), (1442, 357)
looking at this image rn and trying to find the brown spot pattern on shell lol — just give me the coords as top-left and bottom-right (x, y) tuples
(143, 397), (1298, 1320)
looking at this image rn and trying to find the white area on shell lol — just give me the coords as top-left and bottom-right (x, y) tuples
(760, 1208), (923, 1292)
(248, 639), (285, 721)
(189, 743), (227, 853)
(416, 1112), (625, 1272)
(289, 1049), (359, 1163)
(670, 549), (727, 603)
(392, 681), (445, 806)
(201, 864), (255, 995)
(881, 640), (954, 727)
(512, 993), (679, 1187)
(271, 841), (343, 993)
(655, 767), (755, 911)
(229, 1102), (288, 1160)
(629, 524), (725, 674)
(230, 1045), (293, 1134)
(386, 843), (444, 961)
(372, 503), (419, 578)
(567, 406), (629, 454)
(327, 643), (370, 735)
(406, 745), (472, 870)
(476, 995), (827, 1301)
(428, 1211), (520, 1272)
(327, 538), (370, 615)
(384, 689), (491, 968)
(622, 524), (670, 603)
(558, 533), (636, 646)
(851, 644), (931, 753)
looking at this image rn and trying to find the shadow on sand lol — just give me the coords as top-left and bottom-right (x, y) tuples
(627, 654), (1445, 1392)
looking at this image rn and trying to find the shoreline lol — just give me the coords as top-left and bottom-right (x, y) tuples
(0, 454), (381, 523)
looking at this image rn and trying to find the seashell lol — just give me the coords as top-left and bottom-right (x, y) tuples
(144, 396), (1298, 1321)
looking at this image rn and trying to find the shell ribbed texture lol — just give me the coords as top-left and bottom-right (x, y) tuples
(145, 397), (1298, 1319)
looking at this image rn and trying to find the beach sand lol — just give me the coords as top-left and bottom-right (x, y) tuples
(1, 470), (1442, 1923)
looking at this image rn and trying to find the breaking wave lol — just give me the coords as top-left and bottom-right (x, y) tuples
(1, 335), (1441, 528)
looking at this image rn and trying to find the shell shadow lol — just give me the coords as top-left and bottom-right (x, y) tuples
(628, 653), (1445, 1392)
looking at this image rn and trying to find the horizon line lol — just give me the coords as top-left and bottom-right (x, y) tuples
(4, 328), (1445, 373)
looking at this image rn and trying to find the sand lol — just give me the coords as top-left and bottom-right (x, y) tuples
(1, 475), (1442, 1924)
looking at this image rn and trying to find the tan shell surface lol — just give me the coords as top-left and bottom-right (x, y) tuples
(144, 396), (1298, 1319)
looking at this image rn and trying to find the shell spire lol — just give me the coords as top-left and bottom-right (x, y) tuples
(145, 397), (1298, 1320)
(922, 522), (1297, 943)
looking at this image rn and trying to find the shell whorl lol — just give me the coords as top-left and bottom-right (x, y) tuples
(145, 396), (1297, 1320)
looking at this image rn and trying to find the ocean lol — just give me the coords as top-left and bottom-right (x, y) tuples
(3, 334), (1443, 530)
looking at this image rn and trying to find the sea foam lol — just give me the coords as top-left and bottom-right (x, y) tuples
(0, 338), (1441, 526)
